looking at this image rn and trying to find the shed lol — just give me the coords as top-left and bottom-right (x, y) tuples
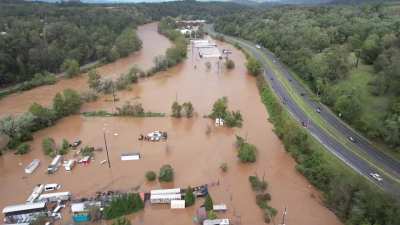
(213, 204), (227, 211)
(170, 200), (185, 209)
(121, 153), (141, 161)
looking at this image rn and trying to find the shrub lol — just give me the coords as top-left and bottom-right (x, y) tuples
(207, 210), (217, 219)
(246, 57), (262, 76)
(158, 164), (174, 182)
(220, 162), (228, 172)
(116, 102), (145, 116)
(112, 217), (131, 225)
(171, 101), (182, 118)
(184, 186), (196, 207)
(103, 193), (144, 220)
(249, 175), (267, 192)
(182, 102), (194, 118)
(210, 97), (228, 119)
(256, 193), (271, 209)
(236, 136), (257, 163)
(88, 69), (101, 91)
(225, 110), (243, 128)
(81, 146), (95, 157)
(15, 143), (30, 155)
(145, 171), (156, 181)
(204, 194), (213, 211)
(42, 137), (56, 156)
(225, 59), (235, 69)
(59, 139), (69, 155)
(62, 59), (80, 78)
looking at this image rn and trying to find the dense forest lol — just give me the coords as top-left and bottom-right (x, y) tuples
(0, 1), (250, 87)
(215, 3), (400, 152)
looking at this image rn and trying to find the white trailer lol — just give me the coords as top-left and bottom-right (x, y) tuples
(64, 159), (76, 171)
(203, 219), (230, 225)
(38, 192), (71, 202)
(150, 188), (181, 195)
(170, 200), (185, 209)
(120, 153), (141, 161)
(47, 155), (63, 174)
(213, 204), (227, 211)
(150, 194), (181, 204)
(44, 183), (61, 192)
(26, 184), (44, 203)
(24, 159), (40, 174)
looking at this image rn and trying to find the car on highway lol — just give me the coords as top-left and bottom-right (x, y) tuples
(316, 107), (321, 113)
(348, 136), (356, 143)
(255, 44), (261, 49)
(370, 172), (383, 182)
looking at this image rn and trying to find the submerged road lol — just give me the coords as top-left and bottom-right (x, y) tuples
(205, 25), (400, 196)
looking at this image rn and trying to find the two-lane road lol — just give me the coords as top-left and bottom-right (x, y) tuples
(206, 26), (400, 196)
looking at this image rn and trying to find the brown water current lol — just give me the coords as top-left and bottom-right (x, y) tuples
(0, 22), (171, 118)
(0, 24), (342, 225)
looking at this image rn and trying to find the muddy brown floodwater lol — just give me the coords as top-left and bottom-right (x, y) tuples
(0, 22), (171, 118)
(0, 23), (342, 225)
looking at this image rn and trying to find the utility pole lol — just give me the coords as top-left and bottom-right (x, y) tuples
(103, 131), (111, 169)
(280, 207), (287, 225)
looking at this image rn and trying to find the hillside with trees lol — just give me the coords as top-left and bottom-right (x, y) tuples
(215, 3), (400, 155)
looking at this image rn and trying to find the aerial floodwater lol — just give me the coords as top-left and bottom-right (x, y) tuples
(0, 23), (342, 225)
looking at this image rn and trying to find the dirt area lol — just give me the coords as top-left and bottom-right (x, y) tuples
(0, 23), (342, 225)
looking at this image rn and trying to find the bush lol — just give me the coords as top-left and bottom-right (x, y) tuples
(42, 137), (56, 156)
(236, 136), (257, 163)
(103, 193), (144, 220)
(15, 143), (30, 155)
(171, 101), (182, 118)
(249, 175), (267, 192)
(59, 139), (69, 155)
(246, 57), (262, 76)
(220, 162), (228, 172)
(158, 164), (174, 182)
(225, 110), (243, 128)
(116, 102), (145, 116)
(182, 102), (194, 118)
(204, 194), (213, 211)
(184, 186), (196, 207)
(210, 97), (228, 119)
(145, 171), (156, 181)
(207, 210), (217, 219)
(81, 146), (95, 157)
(256, 193), (271, 209)
(112, 217), (131, 225)
(62, 59), (80, 78)
(225, 59), (235, 69)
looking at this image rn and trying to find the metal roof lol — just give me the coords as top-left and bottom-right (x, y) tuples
(2, 202), (46, 214)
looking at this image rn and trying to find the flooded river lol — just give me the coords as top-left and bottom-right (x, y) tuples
(0, 23), (342, 225)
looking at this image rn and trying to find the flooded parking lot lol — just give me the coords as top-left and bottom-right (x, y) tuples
(0, 23), (342, 225)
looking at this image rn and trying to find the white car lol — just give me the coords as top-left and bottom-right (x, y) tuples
(370, 173), (383, 182)
(255, 44), (261, 49)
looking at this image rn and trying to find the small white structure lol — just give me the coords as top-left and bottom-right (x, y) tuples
(44, 183), (61, 192)
(48, 155), (63, 174)
(64, 159), (76, 171)
(215, 118), (224, 127)
(120, 153), (141, 161)
(38, 192), (71, 202)
(26, 184), (45, 203)
(170, 200), (185, 209)
(213, 204), (227, 211)
(25, 159), (40, 174)
(199, 47), (221, 58)
(150, 194), (181, 204)
(203, 219), (230, 225)
(71, 203), (86, 213)
(150, 188), (181, 196)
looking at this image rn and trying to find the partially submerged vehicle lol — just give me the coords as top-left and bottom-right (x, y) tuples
(47, 155), (63, 174)
(139, 131), (168, 141)
(44, 184), (61, 192)
(70, 139), (82, 149)
(24, 159), (40, 174)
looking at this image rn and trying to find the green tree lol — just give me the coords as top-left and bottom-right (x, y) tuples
(145, 171), (157, 181)
(159, 164), (174, 182)
(210, 97), (228, 119)
(88, 69), (101, 91)
(171, 101), (182, 118)
(182, 102), (194, 118)
(62, 59), (80, 78)
(334, 94), (361, 122)
(204, 194), (213, 211)
(238, 142), (257, 163)
(62, 89), (82, 115)
(225, 59), (235, 69)
(42, 137), (56, 156)
(59, 139), (70, 155)
(207, 210), (217, 219)
(246, 57), (262, 76)
(15, 143), (30, 155)
(29, 102), (55, 130)
(115, 28), (142, 57)
(112, 217), (131, 225)
(361, 34), (382, 65)
(52, 93), (65, 118)
(184, 186), (196, 207)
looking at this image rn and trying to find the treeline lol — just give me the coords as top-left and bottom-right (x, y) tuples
(215, 4), (400, 150)
(256, 74), (400, 225)
(0, 2), (144, 86)
(147, 17), (187, 75)
(0, 89), (82, 151)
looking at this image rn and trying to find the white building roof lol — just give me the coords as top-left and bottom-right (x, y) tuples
(170, 200), (185, 209)
(150, 188), (181, 195)
(213, 204), (227, 211)
(71, 203), (86, 212)
(2, 202), (46, 214)
(150, 194), (182, 200)
(38, 192), (71, 199)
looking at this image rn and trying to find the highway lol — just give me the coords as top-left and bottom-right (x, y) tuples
(205, 25), (400, 196)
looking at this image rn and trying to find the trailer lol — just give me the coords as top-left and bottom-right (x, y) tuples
(38, 192), (71, 203)
(47, 155), (63, 174)
(2, 202), (47, 224)
(120, 153), (141, 161)
(203, 219), (230, 225)
(150, 188), (181, 196)
(213, 204), (227, 211)
(44, 183), (61, 192)
(24, 159), (40, 174)
(170, 200), (185, 209)
(64, 159), (76, 171)
(26, 184), (44, 203)
(150, 194), (181, 204)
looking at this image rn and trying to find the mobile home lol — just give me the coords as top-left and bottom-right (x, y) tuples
(150, 188), (181, 196)
(150, 194), (181, 204)
(38, 192), (71, 202)
(24, 159), (40, 174)
(47, 155), (63, 174)
(26, 184), (44, 203)
(2, 202), (47, 224)
(170, 200), (185, 209)
(64, 159), (76, 171)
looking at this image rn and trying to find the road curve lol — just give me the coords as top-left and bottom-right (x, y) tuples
(205, 25), (400, 196)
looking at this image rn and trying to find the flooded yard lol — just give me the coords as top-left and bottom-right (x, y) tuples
(0, 23), (342, 225)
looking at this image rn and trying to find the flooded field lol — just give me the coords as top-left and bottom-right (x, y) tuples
(0, 22), (171, 118)
(0, 24), (342, 225)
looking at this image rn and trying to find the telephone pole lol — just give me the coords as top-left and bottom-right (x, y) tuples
(103, 131), (111, 169)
